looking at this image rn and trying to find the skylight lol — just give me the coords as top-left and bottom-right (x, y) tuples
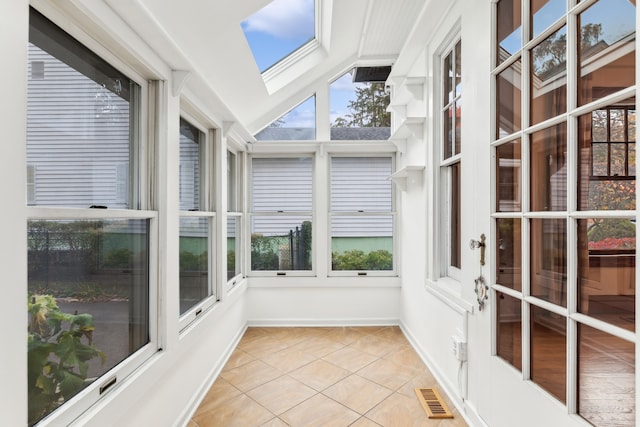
(241, 0), (315, 73)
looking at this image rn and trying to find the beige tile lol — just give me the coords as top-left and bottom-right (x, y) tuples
(221, 359), (283, 392)
(383, 346), (427, 374)
(186, 420), (199, 427)
(239, 334), (291, 358)
(350, 334), (396, 358)
(357, 358), (415, 390)
(366, 392), (439, 427)
(323, 374), (393, 414)
(289, 359), (351, 391)
(350, 417), (383, 427)
(374, 326), (408, 343)
(322, 345), (378, 372)
(436, 408), (468, 427)
(247, 375), (317, 415)
(280, 393), (360, 427)
(261, 345), (318, 372)
(193, 378), (242, 416)
(397, 371), (438, 399)
(260, 418), (290, 427)
(223, 348), (257, 371)
(193, 393), (274, 427)
(291, 335), (345, 357)
(323, 327), (373, 345)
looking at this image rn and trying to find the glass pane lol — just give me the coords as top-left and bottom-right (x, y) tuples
(578, 0), (636, 106)
(28, 219), (149, 425)
(455, 41), (462, 97)
(629, 109), (636, 142)
(179, 119), (202, 211)
(179, 217), (210, 315)
(610, 109), (626, 142)
(251, 157), (313, 212)
(578, 105), (636, 210)
(255, 96), (316, 141)
(497, 0), (522, 65)
(530, 123), (567, 211)
(451, 163), (461, 269)
(330, 71), (391, 140)
(496, 291), (522, 370)
(331, 215), (393, 271)
(531, 0), (565, 40)
(444, 51), (453, 104)
(454, 99), (462, 155)
(227, 216), (240, 281)
(27, 11), (138, 209)
(496, 59), (522, 138)
(227, 151), (237, 212)
(496, 140), (522, 212)
(251, 216), (312, 271)
(530, 26), (567, 125)
(578, 324), (635, 427)
(530, 306), (566, 403)
(578, 218), (635, 332)
(531, 219), (567, 307)
(591, 109), (608, 142)
(443, 107), (453, 159)
(330, 157), (392, 212)
(497, 218), (522, 290)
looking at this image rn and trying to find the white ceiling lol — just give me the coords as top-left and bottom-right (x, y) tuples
(103, 0), (427, 134)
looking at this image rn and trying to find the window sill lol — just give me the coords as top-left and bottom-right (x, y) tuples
(248, 276), (401, 288)
(425, 278), (474, 314)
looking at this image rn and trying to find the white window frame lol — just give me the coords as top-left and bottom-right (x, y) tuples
(26, 7), (159, 425)
(248, 153), (316, 277)
(178, 114), (218, 330)
(328, 154), (397, 277)
(226, 146), (244, 288)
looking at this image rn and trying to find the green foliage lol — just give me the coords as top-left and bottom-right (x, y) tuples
(180, 251), (208, 272)
(332, 249), (393, 271)
(300, 221), (313, 270)
(332, 82), (390, 128)
(104, 248), (133, 268)
(587, 219), (636, 242)
(28, 294), (105, 425)
(251, 234), (279, 270)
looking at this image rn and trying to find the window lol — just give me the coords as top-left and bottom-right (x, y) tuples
(254, 95), (316, 141)
(440, 39), (462, 278)
(178, 118), (216, 321)
(330, 70), (391, 140)
(330, 156), (394, 274)
(227, 150), (243, 284)
(493, 1), (635, 424)
(27, 8), (155, 425)
(250, 156), (313, 274)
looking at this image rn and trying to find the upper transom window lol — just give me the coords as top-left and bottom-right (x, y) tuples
(241, 0), (315, 73)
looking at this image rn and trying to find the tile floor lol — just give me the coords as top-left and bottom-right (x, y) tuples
(189, 326), (468, 427)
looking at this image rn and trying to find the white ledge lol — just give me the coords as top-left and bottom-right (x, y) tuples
(389, 165), (425, 191)
(389, 117), (425, 152)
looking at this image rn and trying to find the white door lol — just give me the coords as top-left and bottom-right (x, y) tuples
(472, 1), (637, 427)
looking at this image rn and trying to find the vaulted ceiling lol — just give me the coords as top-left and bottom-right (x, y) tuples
(103, 0), (427, 135)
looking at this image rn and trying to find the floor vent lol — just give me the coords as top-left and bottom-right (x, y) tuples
(414, 388), (454, 419)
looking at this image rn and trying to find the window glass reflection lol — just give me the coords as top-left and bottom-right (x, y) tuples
(530, 26), (567, 125)
(497, 292), (522, 370)
(531, 0), (565, 40)
(530, 123), (567, 211)
(179, 217), (210, 314)
(578, 0), (635, 106)
(578, 324), (635, 427)
(496, 59), (522, 138)
(531, 218), (567, 307)
(497, 218), (522, 290)
(531, 306), (566, 403)
(496, 140), (522, 212)
(578, 218), (635, 332)
(497, 0), (522, 65)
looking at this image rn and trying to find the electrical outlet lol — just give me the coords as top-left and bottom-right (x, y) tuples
(452, 336), (467, 361)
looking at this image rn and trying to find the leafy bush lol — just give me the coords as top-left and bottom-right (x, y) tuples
(28, 294), (105, 425)
(180, 251), (208, 272)
(251, 234), (279, 270)
(332, 249), (393, 271)
(104, 248), (133, 268)
(587, 219), (636, 242)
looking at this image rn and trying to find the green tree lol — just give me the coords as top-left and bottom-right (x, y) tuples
(332, 82), (390, 128)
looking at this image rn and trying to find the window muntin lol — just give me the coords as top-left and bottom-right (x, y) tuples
(330, 70), (391, 140)
(27, 9), (155, 425)
(493, 0), (636, 420)
(250, 157), (313, 273)
(330, 157), (394, 273)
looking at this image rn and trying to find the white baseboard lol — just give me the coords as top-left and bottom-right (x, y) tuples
(246, 317), (400, 327)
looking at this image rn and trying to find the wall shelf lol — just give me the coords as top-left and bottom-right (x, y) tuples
(389, 165), (425, 191)
(389, 117), (425, 153)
